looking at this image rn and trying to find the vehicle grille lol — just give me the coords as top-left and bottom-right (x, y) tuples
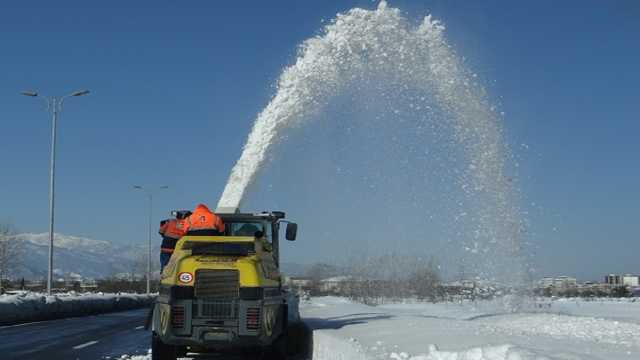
(194, 300), (238, 319)
(194, 269), (239, 299)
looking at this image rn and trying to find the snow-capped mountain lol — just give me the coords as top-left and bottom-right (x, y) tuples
(9, 233), (311, 280)
(11, 233), (147, 280)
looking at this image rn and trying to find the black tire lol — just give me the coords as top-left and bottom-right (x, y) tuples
(284, 321), (313, 358)
(267, 305), (289, 359)
(176, 346), (187, 358)
(151, 332), (178, 360)
(269, 334), (288, 360)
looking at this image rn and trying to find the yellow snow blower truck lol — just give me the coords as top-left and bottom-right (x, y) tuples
(151, 209), (298, 360)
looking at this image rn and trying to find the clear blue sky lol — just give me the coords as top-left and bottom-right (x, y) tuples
(1, 1), (638, 280)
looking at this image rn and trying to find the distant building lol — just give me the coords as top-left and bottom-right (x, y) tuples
(553, 276), (577, 288)
(622, 275), (639, 287)
(80, 279), (98, 291)
(538, 276), (577, 289)
(320, 276), (354, 293)
(605, 274), (622, 285)
(64, 272), (84, 287)
(605, 274), (639, 287)
(25, 280), (45, 290)
(538, 277), (554, 288)
(286, 277), (313, 291)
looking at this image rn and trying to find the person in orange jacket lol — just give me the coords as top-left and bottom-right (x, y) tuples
(185, 203), (225, 235)
(158, 212), (190, 271)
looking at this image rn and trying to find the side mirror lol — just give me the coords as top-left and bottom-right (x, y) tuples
(285, 223), (298, 241)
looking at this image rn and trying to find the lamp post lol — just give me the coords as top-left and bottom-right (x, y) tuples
(22, 89), (90, 295)
(133, 185), (168, 294)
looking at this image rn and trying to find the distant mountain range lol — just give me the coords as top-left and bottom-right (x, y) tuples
(11, 233), (312, 280)
(12, 233), (146, 280)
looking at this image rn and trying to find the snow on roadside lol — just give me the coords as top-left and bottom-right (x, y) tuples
(0, 291), (154, 325)
(113, 296), (640, 360)
(116, 349), (151, 360)
(545, 298), (640, 325)
(389, 344), (555, 360)
(313, 331), (368, 360)
(302, 296), (640, 360)
(482, 313), (640, 347)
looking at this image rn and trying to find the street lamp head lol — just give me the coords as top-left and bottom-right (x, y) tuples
(133, 185), (143, 190)
(160, 185), (169, 190)
(21, 91), (38, 97)
(71, 90), (90, 97)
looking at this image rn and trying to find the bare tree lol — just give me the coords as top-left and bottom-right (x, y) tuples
(0, 223), (21, 294)
(409, 259), (442, 302)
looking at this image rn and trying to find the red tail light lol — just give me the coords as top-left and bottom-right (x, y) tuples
(172, 306), (185, 329)
(246, 308), (261, 330)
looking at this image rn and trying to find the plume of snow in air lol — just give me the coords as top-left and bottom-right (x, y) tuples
(218, 1), (526, 284)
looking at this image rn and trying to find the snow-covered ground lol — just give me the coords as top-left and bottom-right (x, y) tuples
(113, 296), (640, 360)
(0, 291), (154, 325)
(303, 296), (640, 360)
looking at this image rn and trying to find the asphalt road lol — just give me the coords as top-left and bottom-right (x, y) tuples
(0, 308), (150, 360)
(0, 309), (313, 360)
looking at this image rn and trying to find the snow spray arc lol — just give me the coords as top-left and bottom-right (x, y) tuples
(218, 2), (527, 285)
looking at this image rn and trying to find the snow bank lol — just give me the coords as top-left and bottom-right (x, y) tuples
(482, 313), (640, 348)
(116, 350), (151, 360)
(0, 292), (154, 325)
(395, 344), (555, 360)
(313, 331), (368, 360)
(303, 296), (640, 360)
(311, 331), (553, 360)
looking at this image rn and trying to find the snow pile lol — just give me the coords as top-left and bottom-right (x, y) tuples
(482, 313), (640, 347)
(312, 334), (554, 360)
(0, 292), (154, 325)
(390, 344), (554, 360)
(313, 332), (369, 360)
(116, 349), (151, 360)
(545, 297), (640, 324)
(303, 296), (640, 360)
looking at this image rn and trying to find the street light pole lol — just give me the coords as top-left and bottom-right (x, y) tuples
(22, 90), (90, 295)
(147, 191), (152, 294)
(47, 98), (58, 296)
(133, 185), (168, 294)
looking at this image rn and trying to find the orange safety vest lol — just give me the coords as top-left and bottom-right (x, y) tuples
(160, 219), (186, 254)
(164, 219), (187, 240)
(187, 204), (225, 233)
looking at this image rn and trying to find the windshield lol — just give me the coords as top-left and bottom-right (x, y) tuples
(187, 241), (254, 256)
(225, 221), (271, 241)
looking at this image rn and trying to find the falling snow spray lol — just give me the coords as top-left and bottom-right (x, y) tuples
(218, 2), (527, 286)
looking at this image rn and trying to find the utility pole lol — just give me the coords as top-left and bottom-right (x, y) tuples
(22, 90), (90, 295)
(133, 185), (168, 294)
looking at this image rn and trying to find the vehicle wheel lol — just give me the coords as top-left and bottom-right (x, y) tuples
(175, 346), (187, 358)
(151, 332), (178, 360)
(287, 321), (313, 358)
(271, 334), (288, 359)
(266, 305), (289, 359)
